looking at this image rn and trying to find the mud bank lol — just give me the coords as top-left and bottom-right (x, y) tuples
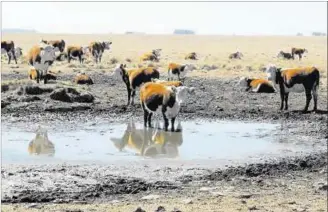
(1, 152), (326, 204)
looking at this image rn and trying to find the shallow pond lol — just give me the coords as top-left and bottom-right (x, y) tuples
(1, 119), (317, 164)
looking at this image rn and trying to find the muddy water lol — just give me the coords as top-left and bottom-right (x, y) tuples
(1, 120), (316, 165)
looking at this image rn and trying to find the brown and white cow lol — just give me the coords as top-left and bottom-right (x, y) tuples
(27, 45), (60, 84)
(89, 41), (112, 63)
(265, 64), (319, 112)
(1, 40), (17, 64)
(229, 51), (243, 59)
(41, 39), (66, 52)
(291, 48), (308, 60)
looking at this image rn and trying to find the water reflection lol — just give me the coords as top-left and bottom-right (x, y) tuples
(27, 126), (55, 157)
(110, 120), (183, 158)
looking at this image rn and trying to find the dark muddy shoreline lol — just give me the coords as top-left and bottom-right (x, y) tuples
(1, 71), (327, 204)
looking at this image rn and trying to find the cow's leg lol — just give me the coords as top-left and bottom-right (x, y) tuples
(126, 86), (131, 106)
(12, 50), (17, 64)
(284, 93), (289, 110)
(162, 106), (169, 131)
(303, 88), (312, 112)
(148, 113), (153, 128)
(171, 117), (176, 132)
(312, 84), (318, 112)
(299, 54), (302, 60)
(7, 52), (11, 64)
(131, 89), (136, 105)
(142, 102), (149, 127)
(43, 71), (48, 84)
(78, 55), (82, 64)
(99, 53), (102, 63)
(279, 90), (285, 110)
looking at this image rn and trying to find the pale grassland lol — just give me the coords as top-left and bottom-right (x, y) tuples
(1, 33), (327, 89)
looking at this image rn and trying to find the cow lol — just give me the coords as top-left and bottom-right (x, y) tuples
(27, 45), (60, 84)
(152, 79), (184, 87)
(139, 49), (162, 62)
(40, 39), (66, 52)
(112, 64), (160, 105)
(89, 41), (112, 63)
(291, 48), (308, 60)
(74, 72), (94, 85)
(28, 67), (57, 82)
(140, 82), (194, 131)
(185, 52), (197, 60)
(1, 40), (17, 64)
(265, 64), (319, 112)
(167, 63), (196, 81)
(67, 45), (84, 64)
(238, 77), (275, 93)
(229, 51), (243, 59)
(277, 51), (293, 60)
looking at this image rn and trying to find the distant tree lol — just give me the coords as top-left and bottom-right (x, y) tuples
(173, 29), (195, 35)
(312, 32), (327, 36)
(296, 32), (303, 36)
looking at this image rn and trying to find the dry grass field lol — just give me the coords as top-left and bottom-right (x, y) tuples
(1, 33), (327, 89)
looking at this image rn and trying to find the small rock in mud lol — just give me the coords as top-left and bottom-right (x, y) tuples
(199, 187), (215, 192)
(1, 100), (10, 108)
(237, 193), (253, 199)
(26, 203), (43, 209)
(248, 205), (258, 210)
(50, 88), (94, 103)
(19, 96), (42, 102)
(155, 206), (166, 212)
(21, 85), (54, 95)
(171, 208), (182, 212)
(1, 84), (9, 92)
(211, 191), (225, 197)
(134, 207), (146, 212)
(141, 194), (161, 200)
(181, 199), (193, 204)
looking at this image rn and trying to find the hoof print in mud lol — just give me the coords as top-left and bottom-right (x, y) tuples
(50, 88), (94, 103)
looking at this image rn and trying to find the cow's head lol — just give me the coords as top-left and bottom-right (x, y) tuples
(175, 86), (195, 104)
(40, 45), (60, 64)
(112, 63), (127, 80)
(40, 39), (48, 44)
(102, 41), (112, 50)
(265, 64), (281, 83)
(237, 77), (249, 87)
(152, 49), (162, 57)
(15, 47), (23, 58)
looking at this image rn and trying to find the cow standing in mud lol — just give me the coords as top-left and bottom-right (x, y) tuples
(89, 41), (112, 63)
(112, 64), (160, 106)
(265, 64), (320, 112)
(1, 41), (18, 64)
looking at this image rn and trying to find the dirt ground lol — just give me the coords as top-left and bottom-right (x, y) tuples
(1, 34), (327, 211)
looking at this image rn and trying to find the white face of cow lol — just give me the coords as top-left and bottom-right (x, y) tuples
(103, 41), (112, 50)
(265, 65), (277, 82)
(238, 77), (248, 88)
(112, 64), (125, 80)
(15, 47), (23, 58)
(40, 46), (59, 63)
(175, 86), (195, 104)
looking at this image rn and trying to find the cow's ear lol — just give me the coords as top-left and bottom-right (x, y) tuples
(123, 64), (127, 68)
(109, 41), (112, 45)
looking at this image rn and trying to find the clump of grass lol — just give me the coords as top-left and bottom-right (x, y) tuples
(110, 57), (119, 64)
(126, 58), (132, 63)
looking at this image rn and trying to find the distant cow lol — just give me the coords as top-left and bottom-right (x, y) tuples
(41, 39), (66, 52)
(229, 51), (243, 59)
(89, 41), (112, 63)
(277, 51), (293, 60)
(185, 52), (197, 60)
(27, 45), (60, 84)
(140, 49), (162, 62)
(67, 45), (85, 64)
(1, 40), (17, 64)
(74, 72), (94, 85)
(291, 48), (307, 60)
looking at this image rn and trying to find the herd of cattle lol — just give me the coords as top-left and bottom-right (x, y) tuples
(1, 39), (320, 131)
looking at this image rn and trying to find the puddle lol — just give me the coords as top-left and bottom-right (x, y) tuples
(1, 120), (318, 165)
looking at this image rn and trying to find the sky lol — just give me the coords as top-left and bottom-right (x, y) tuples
(2, 2), (327, 35)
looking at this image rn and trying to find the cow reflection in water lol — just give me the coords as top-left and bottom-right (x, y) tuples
(110, 120), (183, 158)
(27, 126), (55, 156)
